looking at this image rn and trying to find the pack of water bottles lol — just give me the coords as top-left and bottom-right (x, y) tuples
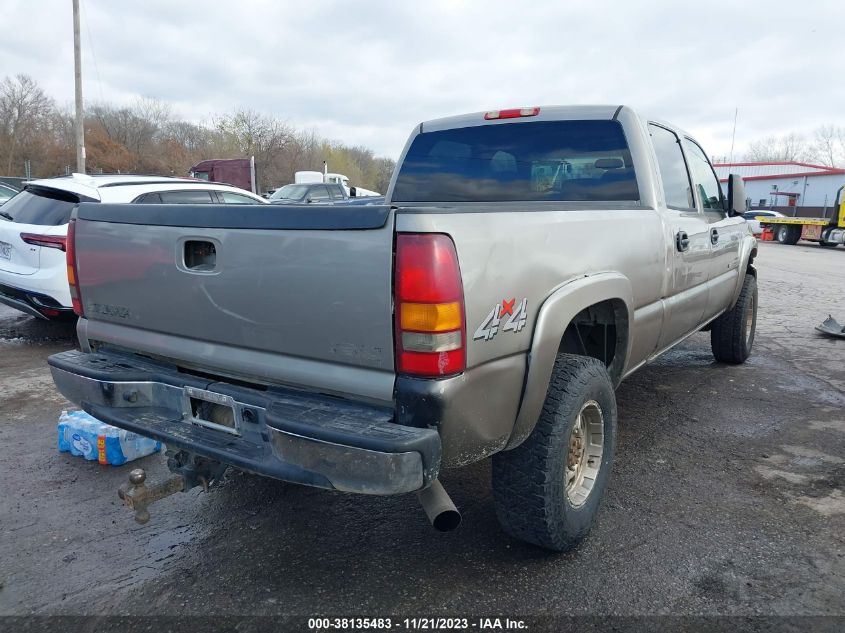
(57, 409), (162, 466)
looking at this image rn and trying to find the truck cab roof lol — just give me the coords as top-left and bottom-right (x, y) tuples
(420, 105), (624, 133)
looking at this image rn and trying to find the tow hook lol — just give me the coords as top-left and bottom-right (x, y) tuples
(118, 468), (187, 524)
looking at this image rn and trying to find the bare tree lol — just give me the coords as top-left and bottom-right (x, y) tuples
(808, 124), (845, 167)
(373, 157), (396, 193)
(213, 109), (295, 191)
(0, 76), (394, 188)
(0, 74), (55, 173)
(744, 132), (810, 163)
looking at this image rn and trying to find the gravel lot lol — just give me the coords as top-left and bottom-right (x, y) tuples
(0, 241), (842, 621)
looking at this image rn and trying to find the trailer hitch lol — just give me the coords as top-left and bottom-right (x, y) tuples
(118, 469), (186, 524)
(117, 450), (227, 524)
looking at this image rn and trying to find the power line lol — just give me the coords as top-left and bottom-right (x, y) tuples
(80, 0), (104, 103)
(728, 107), (738, 164)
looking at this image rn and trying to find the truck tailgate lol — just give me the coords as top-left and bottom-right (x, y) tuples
(73, 203), (395, 399)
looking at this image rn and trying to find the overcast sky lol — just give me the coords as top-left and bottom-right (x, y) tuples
(2, 0), (843, 160)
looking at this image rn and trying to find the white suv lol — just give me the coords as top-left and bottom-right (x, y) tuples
(0, 174), (267, 320)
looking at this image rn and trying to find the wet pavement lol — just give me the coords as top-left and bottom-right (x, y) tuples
(0, 241), (842, 618)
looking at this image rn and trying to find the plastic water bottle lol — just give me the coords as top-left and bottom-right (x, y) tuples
(57, 410), (162, 466)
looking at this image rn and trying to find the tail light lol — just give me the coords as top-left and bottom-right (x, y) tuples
(66, 219), (84, 316)
(20, 233), (67, 251)
(394, 233), (465, 377)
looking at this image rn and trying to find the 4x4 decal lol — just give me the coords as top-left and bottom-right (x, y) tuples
(473, 298), (528, 341)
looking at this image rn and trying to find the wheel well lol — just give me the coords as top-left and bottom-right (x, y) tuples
(557, 299), (628, 385)
(747, 247), (758, 277)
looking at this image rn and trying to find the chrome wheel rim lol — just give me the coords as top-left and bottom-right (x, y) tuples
(565, 400), (604, 507)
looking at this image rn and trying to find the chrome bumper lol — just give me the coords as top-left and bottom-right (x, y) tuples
(48, 350), (441, 495)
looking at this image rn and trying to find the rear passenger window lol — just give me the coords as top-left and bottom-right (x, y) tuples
(158, 190), (216, 204)
(133, 192), (163, 204)
(649, 124), (694, 209)
(392, 120), (639, 203)
(685, 140), (725, 212)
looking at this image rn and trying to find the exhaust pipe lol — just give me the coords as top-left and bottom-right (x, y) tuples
(416, 479), (461, 532)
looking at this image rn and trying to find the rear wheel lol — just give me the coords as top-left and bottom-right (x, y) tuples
(492, 354), (616, 551)
(776, 225), (801, 245)
(711, 273), (757, 364)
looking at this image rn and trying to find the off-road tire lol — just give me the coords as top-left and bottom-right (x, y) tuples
(492, 354), (616, 551)
(710, 273), (757, 364)
(776, 225), (800, 245)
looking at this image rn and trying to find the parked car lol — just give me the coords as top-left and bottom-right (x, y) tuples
(50, 105), (757, 551)
(0, 174), (266, 320)
(269, 183), (385, 206)
(268, 183), (348, 204)
(0, 183), (19, 206)
(742, 209), (785, 235)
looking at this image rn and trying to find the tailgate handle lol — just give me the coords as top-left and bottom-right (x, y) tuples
(184, 240), (216, 271)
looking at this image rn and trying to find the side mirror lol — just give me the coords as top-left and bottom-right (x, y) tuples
(727, 174), (746, 216)
(305, 196), (313, 204)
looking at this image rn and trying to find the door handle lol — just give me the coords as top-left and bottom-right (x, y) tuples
(710, 228), (719, 245)
(676, 230), (690, 252)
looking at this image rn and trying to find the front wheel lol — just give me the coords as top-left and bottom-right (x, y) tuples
(710, 273), (757, 364)
(492, 354), (616, 551)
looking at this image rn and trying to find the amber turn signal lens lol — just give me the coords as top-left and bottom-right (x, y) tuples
(400, 302), (461, 332)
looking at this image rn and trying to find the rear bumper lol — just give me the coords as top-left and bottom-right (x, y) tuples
(0, 281), (74, 319)
(48, 350), (441, 495)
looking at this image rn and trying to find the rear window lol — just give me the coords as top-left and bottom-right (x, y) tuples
(270, 184), (309, 201)
(0, 187), (85, 225)
(392, 120), (639, 203)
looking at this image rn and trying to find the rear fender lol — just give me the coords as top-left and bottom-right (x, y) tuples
(506, 272), (633, 449)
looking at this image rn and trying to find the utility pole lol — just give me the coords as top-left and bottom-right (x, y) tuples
(72, 0), (85, 173)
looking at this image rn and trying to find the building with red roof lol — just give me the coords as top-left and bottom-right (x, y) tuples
(713, 162), (845, 217)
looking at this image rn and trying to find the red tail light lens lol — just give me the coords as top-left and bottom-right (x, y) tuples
(20, 233), (67, 251)
(66, 219), (84, 316)
(395, 233), (465, 377)
(484, 107), (540, 120)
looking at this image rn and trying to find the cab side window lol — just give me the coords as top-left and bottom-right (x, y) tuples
(648, 124), (694, 210)
(685, 140), (725, 213)
(309, 185), (331, 202)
